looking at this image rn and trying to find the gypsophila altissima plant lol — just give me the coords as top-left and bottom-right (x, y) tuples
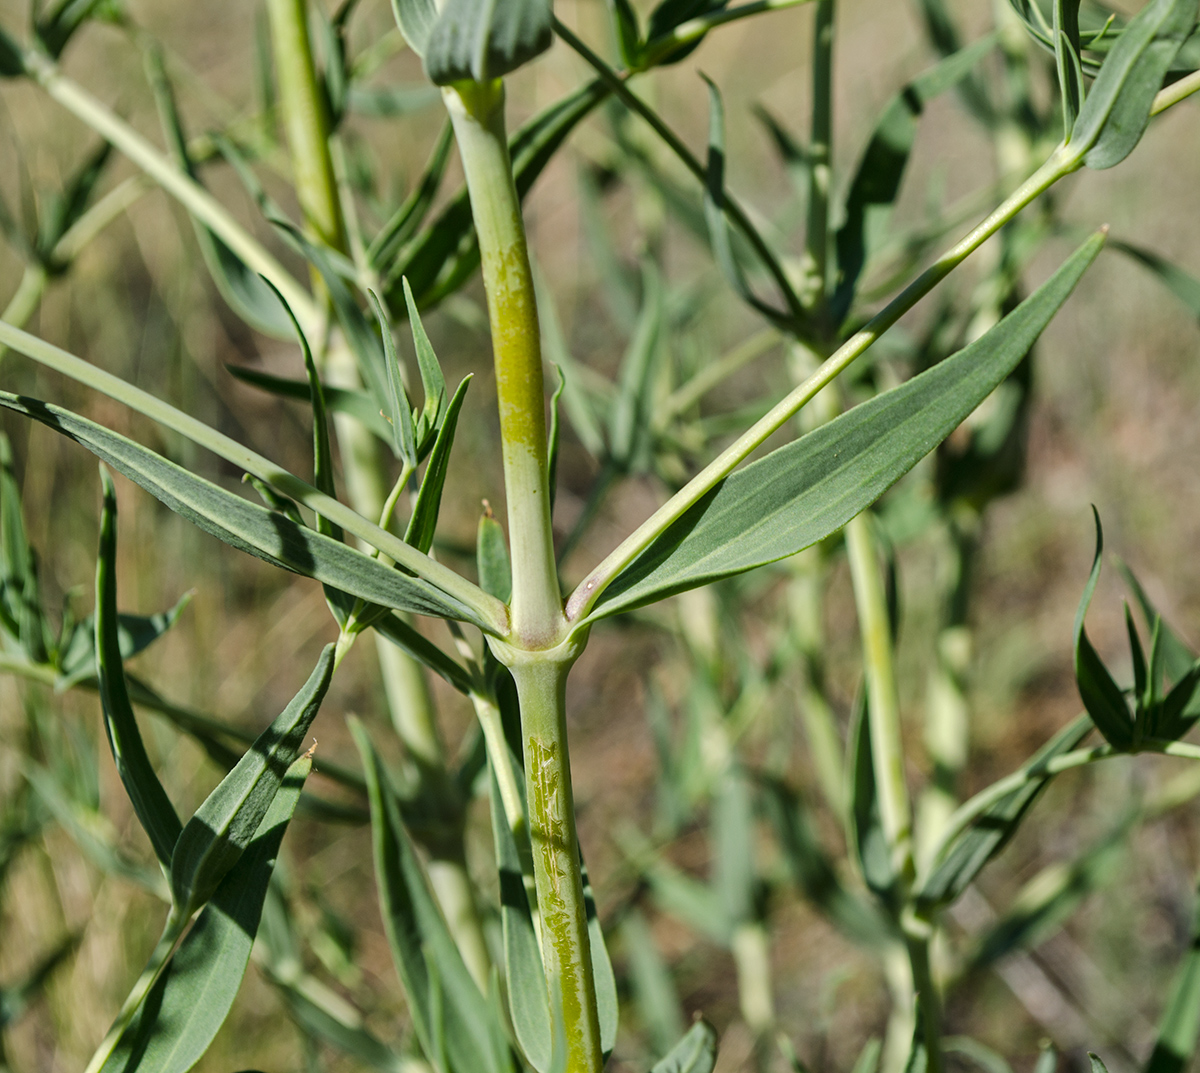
(2, 0), (1200, 1071)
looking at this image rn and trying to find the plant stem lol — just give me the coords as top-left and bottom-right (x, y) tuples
(443, 81), (563, 648)
(83, 909), (187, 1073)
(0, 264), (47, 363)
(845, 513), (913, 884)
(803, 0), (834, 318)
(266, 0), (344, 251)
(501, 640), (602, 1073)
(568, 143), (1078, 621)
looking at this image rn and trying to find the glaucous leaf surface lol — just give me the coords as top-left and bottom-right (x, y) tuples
(424, 0), (553, 85)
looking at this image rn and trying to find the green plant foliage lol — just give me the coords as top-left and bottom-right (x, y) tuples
(649, 1019), (718, 1073)
(589, 233), (1104, 620)
(423, 0), (553, 85)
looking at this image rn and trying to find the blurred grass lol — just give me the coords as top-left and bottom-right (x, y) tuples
(0, 0), (1199, 1070)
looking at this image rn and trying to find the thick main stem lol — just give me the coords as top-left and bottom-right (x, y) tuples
(505, 645), (602, 1073)
(444, 81), (563, 648)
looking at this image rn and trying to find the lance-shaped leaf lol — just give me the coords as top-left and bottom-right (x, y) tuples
(588, 232), (1105, 621)
(915, 714), (1093, 909)
(170, 647), (334, 915)
(1073, 510), (1134, 750)
(402, 277), (449, 437)
(146, 50), (295, 339)
(831, 35), (996, 325)
(477, 507), (513, 603)
(352, 720), (511, 1073)
(0, 431), (39, 642)
(36, 140), (112, 267)
(1069, 0), (1197, 169)
(99, 755), (312, 1073)
(0, 24), (23, 77)
(650, 1020), (718, 1073)
(56, 591), (191, 689)
(405, 377), (471, 553)
(1146, 876), (1200, 1073)
(1054, 0), (1086, 136)
(608, 263), (663, 471)
(646, 0), (730, 66)
(368, 122), (455, 271)
(372, 612), (474, 695)
(226, 364), (394, 443)
(95, 468), (183, 869)
(392, 0), (440, 57)
(424, 0), (553, 85)
(0, 393), (488, 626)
(847, 689), (896, 899)
(368, 289), (418, 466)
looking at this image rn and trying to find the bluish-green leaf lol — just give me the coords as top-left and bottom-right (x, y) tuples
(0, 393), (485, 625)
(402, 277), (448, 435)
(589, 232), (1105, 621)
(620, 910), (684, 1061)
(1073, 509), (1134, 750)
(424, 0), (552, 85)
(100, 756), (311, 1073)
(1070, 0), (1197, 169)
(1054, 0), (1086, 136)
(847, 689), (895, 898)
(0, 24), (24, 77)
(608, 0), (643, 68)
(372, 612), (474, 694)
(916, 714), (1093, 909)
(477, 508), (513, 604)
(391, 0), (439, 57)
(646, 0), (730, 66)
(353, 720), (510, 1073)
(405, 377), (470, 553)
(170, 647), (334, 915)
(225, 364), (394, 444)
(95, 467), (183, 869)
(650, 1020), (718, 1073)
(368, 289), (418, 465)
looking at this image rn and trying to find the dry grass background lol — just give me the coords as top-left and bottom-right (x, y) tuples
(1, 0), (1199, 1070)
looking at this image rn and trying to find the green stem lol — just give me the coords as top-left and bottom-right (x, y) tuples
(23, 50), (317, 334)
(0, 264), (48, 363)
(83, 909), (187, 1073)
(804, 0), (834, 318)
(903, 922), (943, 1073)
(266, 0), (344, 251)
(443, 81), (563, 648)
(845, 512), (912, 884)
(640, 0), (819, 67)
(498, 637), (601, 1073)
(660, 328), (781, 420)
(568, 143), (1077, 621)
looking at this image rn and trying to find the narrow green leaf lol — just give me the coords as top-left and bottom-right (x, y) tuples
(477, 507), (513, 604)
(371, 612), (474, 694)
(0, 393), (486, 625)
(916, 714), (1093, 909)
(402, 277), (448, 434)
(1128, 603), (1149, 702)
(1146, 876), (1200, 1073)
(852, 1039), (883, 1073)
(95, 467), (183, 869)
(583, 854), (619, 1057)
(391, 0), (440, 57)
(488, 763), (550, 1072)
(424, 0), (552, 85)
(405, 377), (470, 553)
(0, 24), (24, 77)
(1115, 555), (1198, 683)
(649, 1020), (718, 1073)
(368, 121), (455, 271)
(36, 140), (112, 262)
(34, 0), (112, 59)
(847, 689), (895, 898)
(608, 0), (643, 69)
(225, 364), (394, 444)
(547, 363), (564, 513)
(831, 36), (996, 324)
(170, 647), (334, 915)
(1034, 1043), (1058, 1073)
(145, 51), (294, 339)
(1054, 0), (1086, 136)
(1073, 509), (1134, 750)
(100, 756), (312, 1073)
(367, 289), (418, 465)
(712, 765), (757, 927)
(590, 232), (1105, 621)
(1090, 1054), (1112, 1073)
(352, 720), (510, 1073)
(1070, 0), (1197, 169)
(0, 431), (37, 641)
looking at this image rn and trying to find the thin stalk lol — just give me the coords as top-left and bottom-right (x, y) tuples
(0, 264), (48, 363)
(803, 0), (834, 318)
(552, 17), (806, 328)
(266, 0), (344, 251)
(568, 143), (1078, 621)
(23, 51), (317, 334)
(918, 741), (1117, 887)
(1151, 67), (1200, 115)
(83, 909), (187, 1073)
(845, 513), (913, 884)
(443, 81), (563, 648)
(500, 640), (602, 1073)
(660, 328), (781, 420)
(903, 923), (942, 1073)
(0, 318), (507, 634)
